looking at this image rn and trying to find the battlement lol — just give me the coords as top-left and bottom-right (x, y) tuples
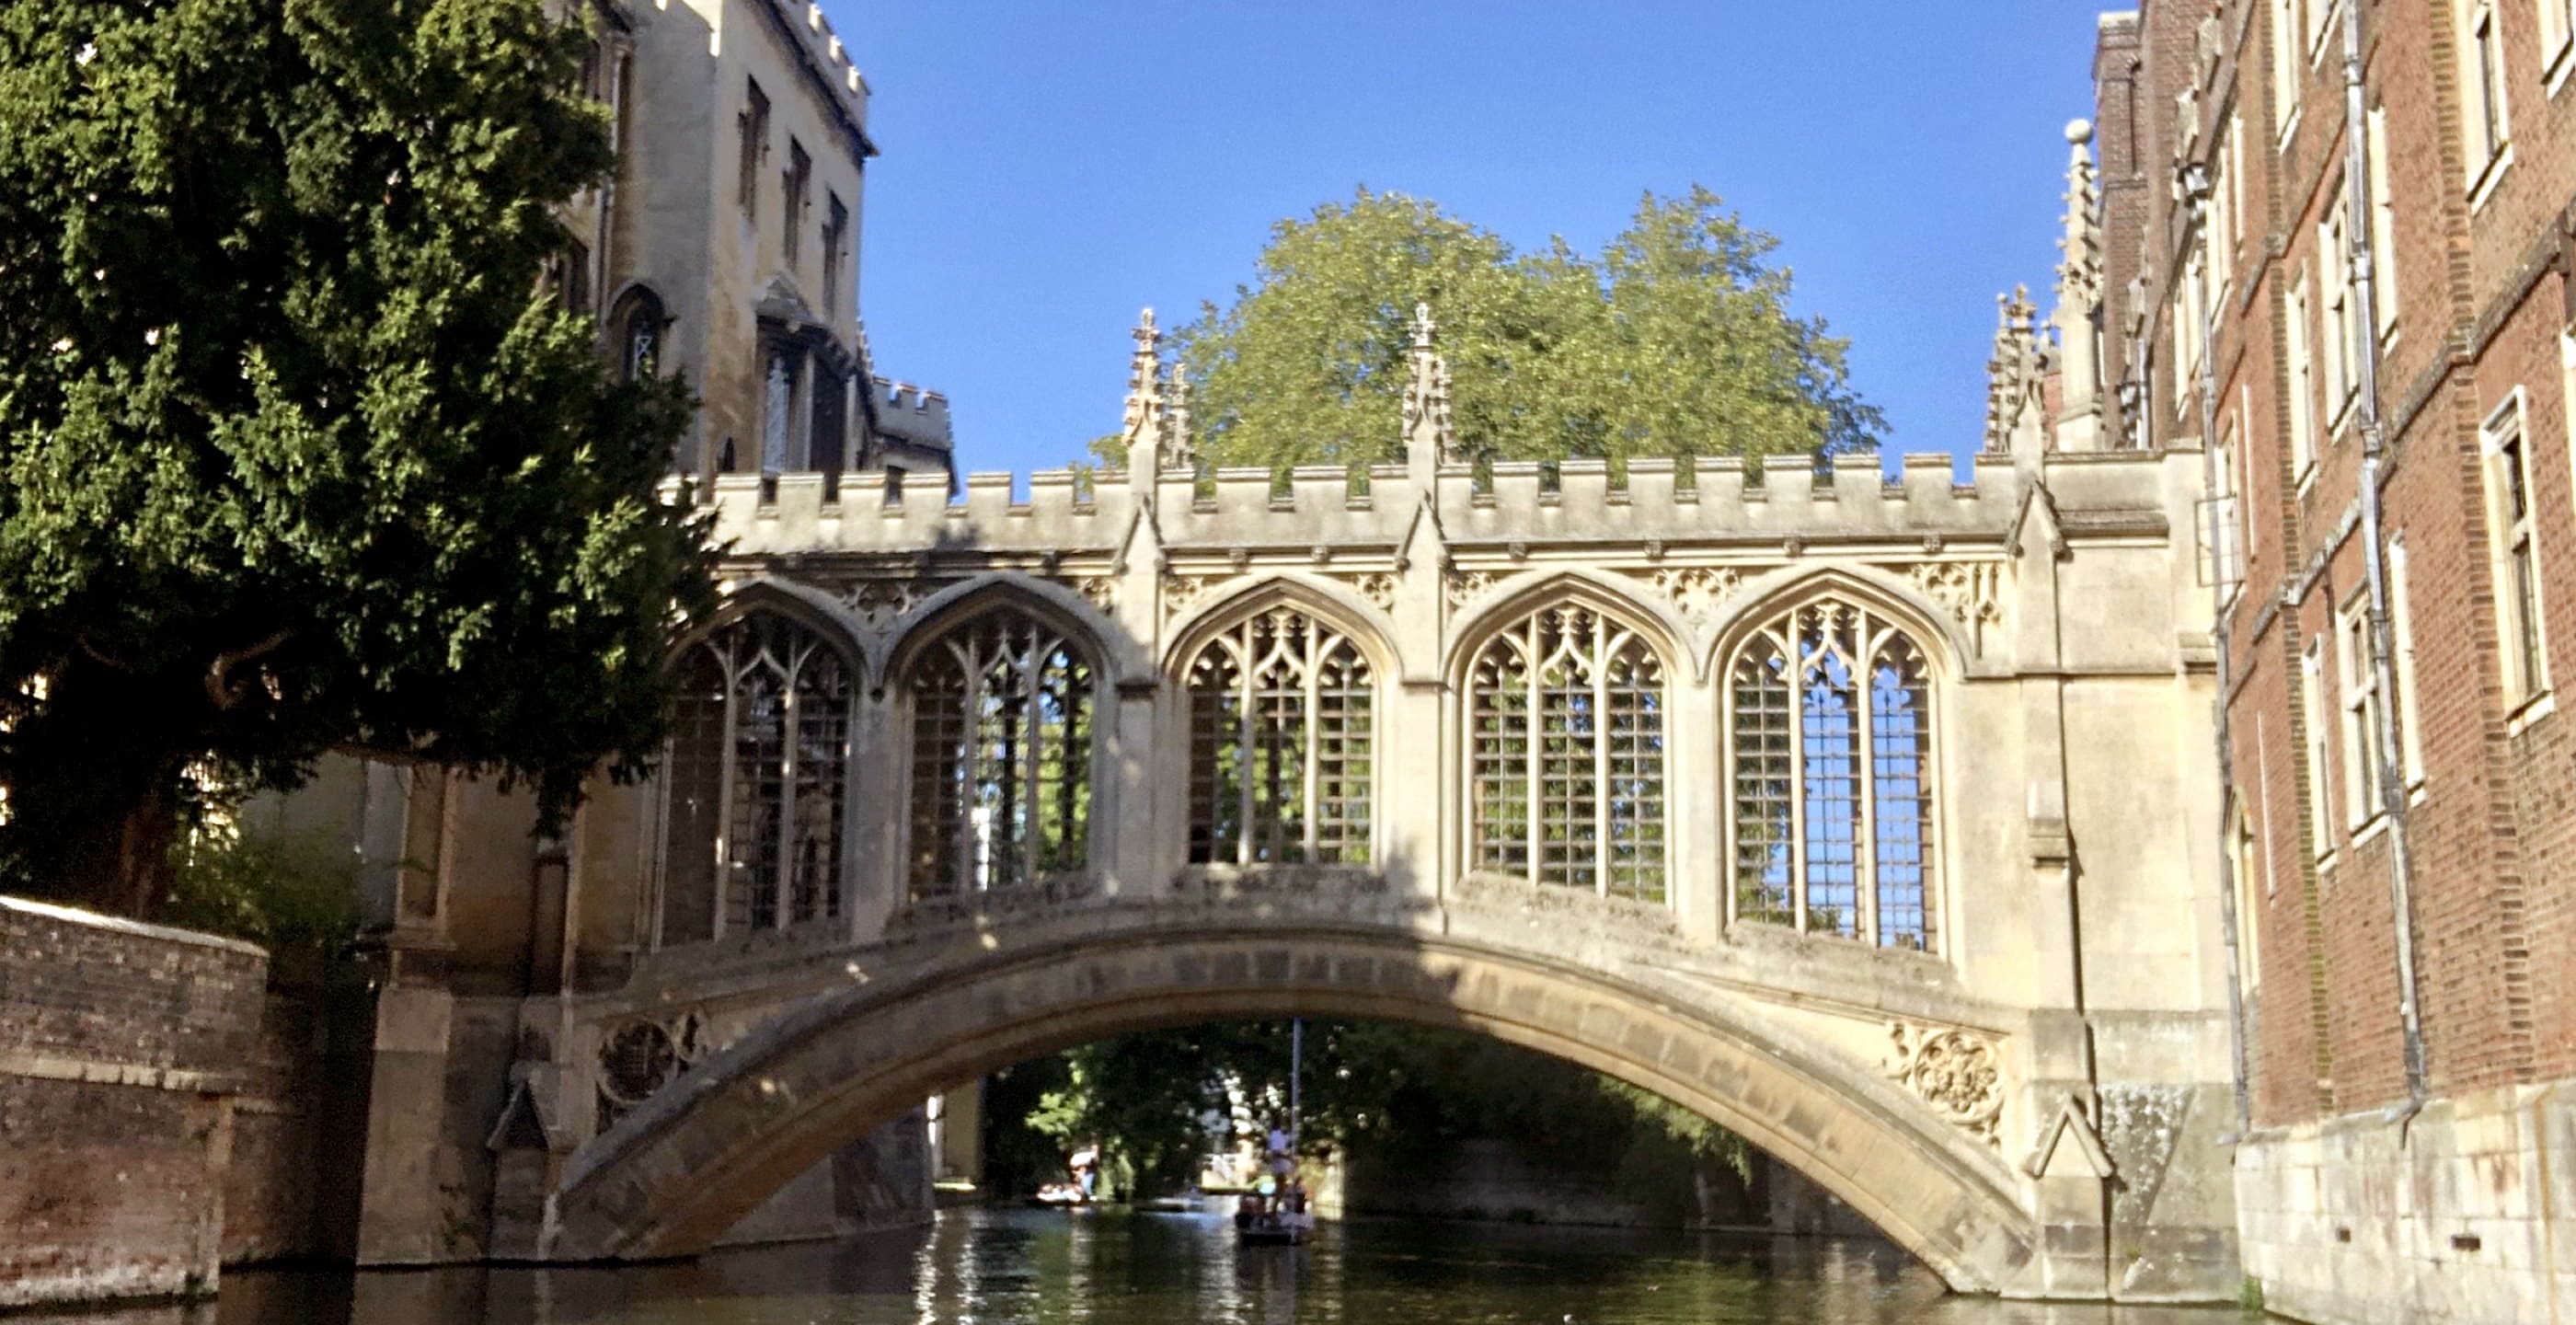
(683, 448), (2181, 562)
(758, 0), (869, 121)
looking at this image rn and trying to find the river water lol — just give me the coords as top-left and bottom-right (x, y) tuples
(60, 1208), (2254, 1325)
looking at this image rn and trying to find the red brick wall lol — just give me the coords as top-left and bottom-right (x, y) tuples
(2133, 0), (2576, 1130)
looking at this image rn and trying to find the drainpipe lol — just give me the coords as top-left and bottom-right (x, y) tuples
(2341, 0), (2431, 1113)
(2183, 161), (2255, 1134)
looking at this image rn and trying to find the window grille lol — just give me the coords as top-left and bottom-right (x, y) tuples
(905, 607), (1096, 901)
(1725, 599), (1938, 951)
(659, 613), (851, 944)
(1183, 608), (1374, 866)
(1466, 603), (1667, 903)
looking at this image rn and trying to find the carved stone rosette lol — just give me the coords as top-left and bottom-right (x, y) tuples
(1642, 565), (1742, 628)
(1885, 1021), (2005, 1148)
(595, 1011), (715, 1133)
(1347, 571), (1399, 614)
(1162, 573), (1226, 624)
(845, 578), (947, 629)
(1443, 569), (1498, 610)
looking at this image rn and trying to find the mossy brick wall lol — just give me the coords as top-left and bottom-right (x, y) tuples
(0, 896), (268, 1308)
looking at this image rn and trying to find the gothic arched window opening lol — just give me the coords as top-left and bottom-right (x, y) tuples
(1184, 607), (1374, 867)
(1727, 598), (1938, 952)
(905, 607), (1097, 902)
(610, 285), (667, 384)
(658, 612), (852, 945)
(1467, 602), (1667, 903)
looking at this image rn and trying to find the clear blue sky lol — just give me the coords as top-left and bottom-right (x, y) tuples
(832, 4), (2103, 476)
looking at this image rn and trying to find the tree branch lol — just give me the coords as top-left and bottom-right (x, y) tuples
(205, 629), (294, 710)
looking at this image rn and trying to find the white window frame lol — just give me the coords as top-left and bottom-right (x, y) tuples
(2483, 392), (2552, 713)
(2337, 592), (2386, 830)
(2366, 107), (2399, 343)
(2467, 3), (2514, 201)
(2232, 804), (2263, 994)
(2542, 0), (2576, 88)
(2388, 534), (2425, 786)
(2287, 270), (2318, 485)
(2306, 0), (2340, 60)
(2272, 0), (2305, 144)
(2320, 185), (2361, 432)
(2301, 638), (2335, 860)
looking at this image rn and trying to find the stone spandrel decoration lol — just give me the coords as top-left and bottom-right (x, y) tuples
(1885, 1021), (2005, 1149)
(595, 1012), (713, 1134)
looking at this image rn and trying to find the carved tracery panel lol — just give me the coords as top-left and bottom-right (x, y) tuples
(1184, 607), (1374, 867)
(1467, 603), (1668, 903)
(1727, 597), (1938, 951)
(903, 606), (1097, 903)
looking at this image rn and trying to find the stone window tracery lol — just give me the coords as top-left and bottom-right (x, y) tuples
(1727, 598), (1938, 951)
(1467, 603), (1667, 903)
(905, 607), (1096, 902)
(659, 613), (851, 945)
(1184, 607), (1374, 867)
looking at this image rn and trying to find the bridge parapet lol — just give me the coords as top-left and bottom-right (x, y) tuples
(688, 448), (2045, 560)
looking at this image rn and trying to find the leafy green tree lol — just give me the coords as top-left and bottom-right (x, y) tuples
(0, 0), (712, 915)
(1100, 187), (1880, 470)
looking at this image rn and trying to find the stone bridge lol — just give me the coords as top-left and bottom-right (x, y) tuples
(500, 314), (2238, 1303)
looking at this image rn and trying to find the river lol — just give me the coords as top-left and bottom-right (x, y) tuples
(57, 1208), (2256, 1325)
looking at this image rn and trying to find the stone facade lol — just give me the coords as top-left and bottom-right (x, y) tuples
(0, 897), (268, 1308)
(566, 0), (952, 490)
(2094, 2), (2576, 1320)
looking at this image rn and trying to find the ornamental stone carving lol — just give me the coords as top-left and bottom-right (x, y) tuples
(1444, 569), (1499, 610)
(1162, 573), (1228, 624)
(1906, 561), (2006, 633)
(1885, 1021), (2005, 1148)
(595, 1012), (714, 1133)
(1077, 576), (1118, 611)
(1641, 565), (1742, 628)
(1348, 571), (1399, 614)
(844, 578), (947, 629)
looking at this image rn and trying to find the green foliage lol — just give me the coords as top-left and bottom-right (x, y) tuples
(161, 828), (359, 960)
(0, 0), (716, 909)
(1098, 187), (1880, 470)
(998, 1019), (1749, 1208)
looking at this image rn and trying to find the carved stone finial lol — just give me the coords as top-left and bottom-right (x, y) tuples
(1162, 361), (1195, 473)
(1121, 308), (1166, 484)
(2056, 129), (2102, 311)
(1984, 286), (2044, 455)
(1402, 301), (1457, 471)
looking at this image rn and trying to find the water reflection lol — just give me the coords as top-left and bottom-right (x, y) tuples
(40, 1208), (2253, 1325)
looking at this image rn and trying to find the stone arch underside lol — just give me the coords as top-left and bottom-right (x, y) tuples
(544, 928), (2037, 1293)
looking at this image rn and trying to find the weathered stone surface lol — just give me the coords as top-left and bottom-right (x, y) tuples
(0, 897), (268, 1308)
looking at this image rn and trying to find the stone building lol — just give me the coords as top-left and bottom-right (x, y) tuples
(2076, 3), (2576, 1321)
(561, 0), (953, 490)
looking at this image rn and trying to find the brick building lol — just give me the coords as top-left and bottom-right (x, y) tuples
(2066, 3), (2576, 1320)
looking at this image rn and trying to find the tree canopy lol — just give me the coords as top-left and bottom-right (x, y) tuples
(1102, 187), (1881, 470)
(0, 0), (712, 912)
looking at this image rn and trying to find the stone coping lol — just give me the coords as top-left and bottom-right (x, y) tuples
(0, 893), (269, 960)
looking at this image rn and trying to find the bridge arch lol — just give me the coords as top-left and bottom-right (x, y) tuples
(545, 927), (2036, 1292)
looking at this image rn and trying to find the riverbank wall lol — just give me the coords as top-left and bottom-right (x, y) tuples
(0, 896), (275, 1307)
(2234, 1084), (2576, 1324)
